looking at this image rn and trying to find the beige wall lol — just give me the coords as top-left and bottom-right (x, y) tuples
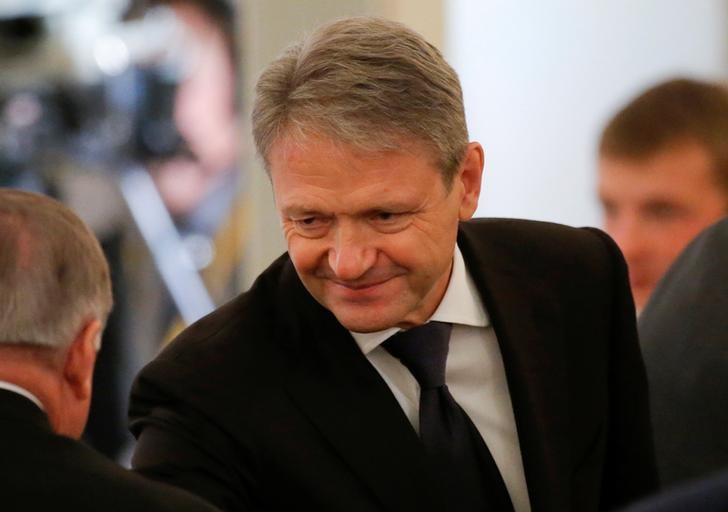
(237, 0), (444, 287)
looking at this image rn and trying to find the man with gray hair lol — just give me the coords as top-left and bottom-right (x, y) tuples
(0, 189), (220, 511)
(130, 17), (657, 512)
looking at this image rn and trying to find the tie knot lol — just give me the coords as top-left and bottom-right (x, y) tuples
(382, 321), (452, 389)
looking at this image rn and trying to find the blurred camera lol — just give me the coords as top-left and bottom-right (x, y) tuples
(0, 1), (187, 186)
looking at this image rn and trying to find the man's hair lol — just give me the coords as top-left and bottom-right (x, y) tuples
(599, 77), (728, 195)
(0, 189), (112, 349)
(252, 16), (468, 184)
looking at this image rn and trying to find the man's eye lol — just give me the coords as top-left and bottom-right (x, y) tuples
(600, 201), (616, 219)
(292, 217), (330, 237)
(647, 203), (682, 221)
(375, 212), (397, 222)
(371, 211), (410, 232)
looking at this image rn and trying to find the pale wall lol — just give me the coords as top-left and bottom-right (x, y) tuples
(446, 0), (728, 227)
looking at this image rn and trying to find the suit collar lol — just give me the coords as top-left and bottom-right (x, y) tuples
(281, 273), (448, 512)
(0, 388), (51, 432)
(0, 380), (45, 411)
(458, 221), (570, 512)
(350, 244), (488, 356)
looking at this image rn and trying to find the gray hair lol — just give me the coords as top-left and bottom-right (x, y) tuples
(0, 189), (112, 349)
(252, 16), (469, 184)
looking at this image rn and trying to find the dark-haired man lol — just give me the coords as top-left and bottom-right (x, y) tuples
(598, 78), (728, 313)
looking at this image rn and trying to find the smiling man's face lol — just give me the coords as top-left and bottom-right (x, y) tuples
(269, 133), (482, 332)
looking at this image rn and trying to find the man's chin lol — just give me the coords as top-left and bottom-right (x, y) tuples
(331, 308), (398, 333)
(338, 318), (393, 334)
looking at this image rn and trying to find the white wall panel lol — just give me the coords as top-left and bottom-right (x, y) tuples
(446, 0), (728, 227)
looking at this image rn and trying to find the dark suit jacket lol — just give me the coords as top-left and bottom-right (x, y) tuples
(638, 215), (728, 486)
(0, 389), (219, 511)
(129, 219), (657, 512)
(621, 470), (728, 512)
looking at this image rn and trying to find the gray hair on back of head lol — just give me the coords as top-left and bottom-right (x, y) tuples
(252, 16), (469, 185)
(0, 189), (112, 349)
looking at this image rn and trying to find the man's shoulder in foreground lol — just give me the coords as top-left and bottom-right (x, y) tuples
(56, 442), (220, 511)
(0, 395), (219, 511)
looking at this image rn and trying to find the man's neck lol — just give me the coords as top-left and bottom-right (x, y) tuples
(0, 349), (59, 422)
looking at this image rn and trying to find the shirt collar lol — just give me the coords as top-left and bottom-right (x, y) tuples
(351, 243), (489, 355)
(0, 380), (45, 411)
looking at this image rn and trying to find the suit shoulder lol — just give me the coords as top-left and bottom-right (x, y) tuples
(460, 216), (608, 243)
(459, 217), (622, 273)
(130, 252), (307, 417)
(642, 215), (728, 316)
(74, 441), (219, 511)
(154, 252), (298, 365)
(2, 433), (219, 511)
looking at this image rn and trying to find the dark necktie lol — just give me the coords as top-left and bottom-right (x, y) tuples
(383, 322), (515, 512)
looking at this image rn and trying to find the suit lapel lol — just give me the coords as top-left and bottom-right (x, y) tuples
(281, 275), (447, 512)
(459, 223), (571, 512)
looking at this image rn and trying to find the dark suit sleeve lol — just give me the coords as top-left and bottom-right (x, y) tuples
(129, 359), (261, 512)
(587, 228), (659, 509)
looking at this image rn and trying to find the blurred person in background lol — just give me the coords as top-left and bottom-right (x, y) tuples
(0, 0), (245, 463)
(621, 216), (728, 508)
(638, 215), (728, 487)
(122, 0), (244, 349)
(0, 188), (220, 512)
(598, 78), (728, 491)
(130, 0), (241, 219)
(0, 1), (135, 462)
(97, 0), (245, 463)
(597, 78), (728, 314)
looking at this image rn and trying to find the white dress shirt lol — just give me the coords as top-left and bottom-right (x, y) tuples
(351, 245), (531, 512)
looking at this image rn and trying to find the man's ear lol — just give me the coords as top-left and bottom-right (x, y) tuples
(457, 142), (484, 221)
(63, 319), (100, 401)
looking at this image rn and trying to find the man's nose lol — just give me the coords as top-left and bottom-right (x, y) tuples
(328, 222), (377, 281)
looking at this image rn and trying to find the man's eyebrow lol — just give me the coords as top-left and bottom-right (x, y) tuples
(361, 204), (411, 215)
(642, 199), (682, 210)
(282, 205), (328, 216)
(282, 200), (416, 217)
